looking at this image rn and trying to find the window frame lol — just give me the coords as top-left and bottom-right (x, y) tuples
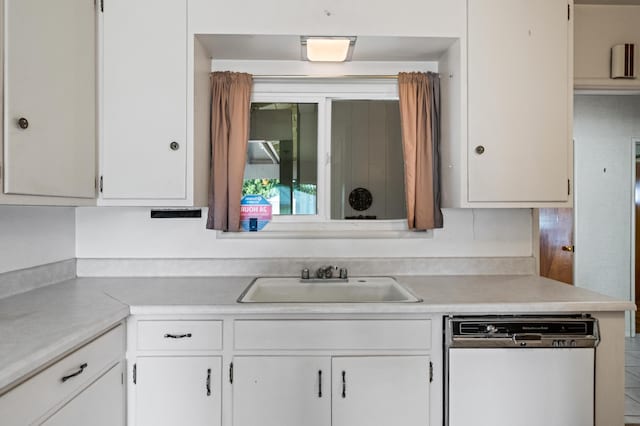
(228, 78), (427, 237)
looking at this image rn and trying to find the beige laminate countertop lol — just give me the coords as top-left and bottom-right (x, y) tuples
(0, 274), (634, 392)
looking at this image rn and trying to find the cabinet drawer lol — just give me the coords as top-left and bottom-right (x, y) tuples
(137, 321), (222, 351)
(234, 320), (431, 350)
(0, 324), (124, 426)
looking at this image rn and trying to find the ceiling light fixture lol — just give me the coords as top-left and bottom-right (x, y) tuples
(300, 36), (356, 62)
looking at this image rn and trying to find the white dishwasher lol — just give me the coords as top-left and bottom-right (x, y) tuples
(445, 315), (599, 426)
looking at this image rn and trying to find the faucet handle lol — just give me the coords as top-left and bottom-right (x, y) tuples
(324, 266), (334, 279)
(339, 268), (348, 279)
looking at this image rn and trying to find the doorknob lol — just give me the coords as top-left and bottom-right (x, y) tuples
(561, 245), (574, 252)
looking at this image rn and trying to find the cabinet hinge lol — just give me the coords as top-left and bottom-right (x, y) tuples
(229, 362), (234, 384)
(121, 371), (124, 385)
(429, 362), (433, 383)
(99, 176), (103, 193)
(567, 4), (571, 20)
(568, 179), (571, 196)
(100, 0), (104, 12)
(133, 363), (137, 384)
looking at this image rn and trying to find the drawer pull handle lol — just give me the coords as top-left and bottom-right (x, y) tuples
(61, 363), (88, 383)
(164, 333), (192, 339)
(318, 370), (322, 398)
(206, 368), (212, 396)
(341, 370), (346, 398)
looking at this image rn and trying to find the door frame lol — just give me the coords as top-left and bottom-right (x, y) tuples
(571, 90), (640, 336)
(633, 138), (640, 335)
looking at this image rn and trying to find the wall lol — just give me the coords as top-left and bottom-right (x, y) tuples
(0, 206), (75, 274)
(75, 207), (532, 259)
(76, 0), (532, 269)
(574, 5), (640, 88)
(573, 94), (640, 334)
(189, 0), (465, 38)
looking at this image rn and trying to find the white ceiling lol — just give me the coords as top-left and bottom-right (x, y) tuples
(197, 35), (456, 62)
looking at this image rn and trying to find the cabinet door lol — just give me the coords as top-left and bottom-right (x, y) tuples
(467, 0), (571, 203)
(233, 356), (331, 426)
(332, 356), (430, 426)
(102, 0), (187, 200)
(42, 362), (124, 426)
(135, 357), (221, 426)
(4, 0), (95, 198)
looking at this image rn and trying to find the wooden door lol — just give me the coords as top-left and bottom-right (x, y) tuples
(332, 356), (430, 426)
(232, 356), (330, 426)
(539, 208), (574, 284)
(42, 363), (124, 426)
(4, 0), (96, 198)
(135, 357), (221, 426)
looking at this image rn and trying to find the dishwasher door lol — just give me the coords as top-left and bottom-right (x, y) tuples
(448, 347), (594, 426)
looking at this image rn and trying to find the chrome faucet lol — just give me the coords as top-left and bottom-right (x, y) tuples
(300, 266), (348, 280)
(316, 265), (337, 279)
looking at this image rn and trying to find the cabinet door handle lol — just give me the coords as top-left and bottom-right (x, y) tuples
(17, 117), (29, 129)
(318, 370), (322, 398)
(341, 370), (346, 398)
(164, 333), (192, 339)
(206, 368), (212, 396)
(61, 363), (88, 383)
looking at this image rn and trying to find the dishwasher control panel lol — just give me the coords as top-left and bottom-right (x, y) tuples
(446, 315), (599, 348)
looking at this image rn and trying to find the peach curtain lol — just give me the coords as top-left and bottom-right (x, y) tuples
(398, 72), (443, 230)
(207, 72), (253, 231)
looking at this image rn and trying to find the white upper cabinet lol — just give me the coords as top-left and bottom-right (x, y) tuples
(3, 0), (96, 200)
(465, 0), (572, 205)
(101, 0), (187, 204)
(440, 0), (573, 207)
(574, 5), (640, 89)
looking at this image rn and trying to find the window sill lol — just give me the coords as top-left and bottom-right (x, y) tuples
(217, 220), (434, 239)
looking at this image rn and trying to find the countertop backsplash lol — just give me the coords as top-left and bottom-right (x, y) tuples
(0, 259), (76, 300)
(75, 256), (536, 278)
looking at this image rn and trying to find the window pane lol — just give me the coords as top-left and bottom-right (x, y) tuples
(243, 103), (318, 215)
(330, 100), (406, 220)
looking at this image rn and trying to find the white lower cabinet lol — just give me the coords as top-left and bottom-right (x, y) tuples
(0, 324), (124, 426)
(42, 362), (124, 426)
(332, 356), (430, 426)
(135, 357), (221, 426)
(233, 357), (331, 426)
(232, 356), (430, 426)
(129, 317), (437, 426)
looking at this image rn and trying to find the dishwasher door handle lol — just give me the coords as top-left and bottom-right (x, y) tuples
(512, 334), (543, 345)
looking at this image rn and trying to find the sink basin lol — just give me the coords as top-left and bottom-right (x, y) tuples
(238, 277), (421, 303)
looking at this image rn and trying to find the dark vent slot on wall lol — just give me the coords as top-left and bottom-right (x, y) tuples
(150, 209), (202, 219)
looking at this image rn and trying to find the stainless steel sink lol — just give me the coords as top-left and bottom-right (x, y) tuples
(237, 276), (421, 303)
